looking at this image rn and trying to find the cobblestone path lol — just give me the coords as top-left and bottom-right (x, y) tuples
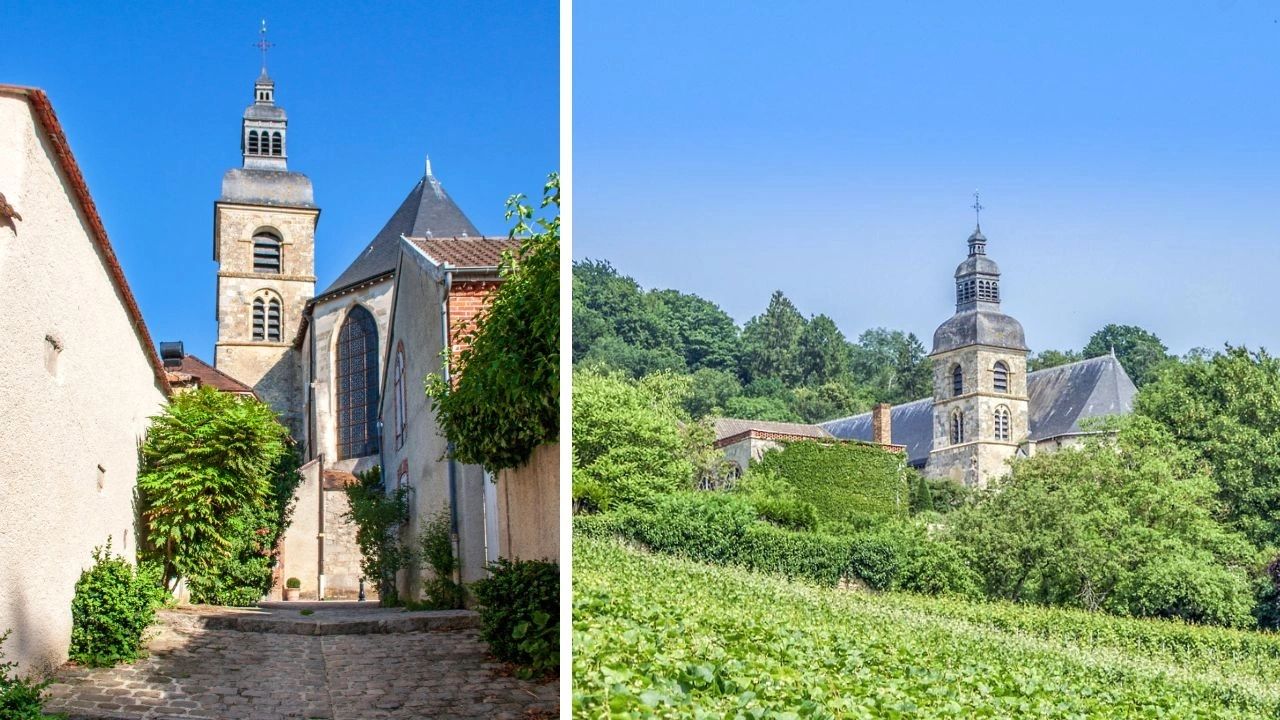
(42, 606), (559, 720)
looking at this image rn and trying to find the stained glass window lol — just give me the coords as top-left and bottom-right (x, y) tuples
(337, 305), (379, 459)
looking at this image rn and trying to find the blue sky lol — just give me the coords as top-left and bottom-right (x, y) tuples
(574, 1), (1280, 356)
(2, 1), (558, 360)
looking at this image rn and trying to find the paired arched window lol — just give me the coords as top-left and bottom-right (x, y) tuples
(950, 409), (965, 444)
(994, 405), (1011, 442)
(247, 130), (260, 154)
(251, 294), (282, 341)
(393, 345), (407, 449)
(993, 361), (1009, 393)
(336, 305), (380, 460)
(253, 232), (282, 273)
(271, 131), (282, 156)
(951, 364), (963, 396)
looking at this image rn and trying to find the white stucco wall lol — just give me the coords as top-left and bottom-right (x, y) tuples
(0, 93), (168, 673)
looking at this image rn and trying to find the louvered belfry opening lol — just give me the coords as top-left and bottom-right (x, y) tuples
(266, 298), (281, 341)
(336, 305), (380, 459)
(271, 131), (282, 156)
(247, 130), (259, 154)
(252, 297), (266, 340)
(253, 232), (281, 273)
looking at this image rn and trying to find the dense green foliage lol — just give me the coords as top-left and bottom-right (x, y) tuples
(574, 536), (1280, 718)
(952, 417), (1258, 627)
(69, 541), (166, 667)
(1027, 348), (1082, 371)
(136, 387), (298, 603)
(0, 633), (58, 719)
(471, 559), (559, 678)
(750, 440), (910, 526)
(1083, 323), (1171, 387)
(572, 368), (695, 511)
(425, 174), (559, 472)
(343, 467), (413, 607)
(417, 508), (465, 610)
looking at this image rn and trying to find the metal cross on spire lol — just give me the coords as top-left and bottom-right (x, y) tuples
(253, 19), (274, 74)
(972, 190), (984, 230)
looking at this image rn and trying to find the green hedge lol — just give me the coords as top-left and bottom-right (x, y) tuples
(752, 440), (910, 525)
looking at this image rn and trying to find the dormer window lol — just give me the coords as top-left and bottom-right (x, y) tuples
(253, 232), (282, 273)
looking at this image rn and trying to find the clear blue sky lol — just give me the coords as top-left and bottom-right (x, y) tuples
(574, 1), (1280, 357)
(2, 1), (558, 360)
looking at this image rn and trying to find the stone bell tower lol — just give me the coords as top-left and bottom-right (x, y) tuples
(212, 43), (317, 441)
(927, 197), (1029, 488)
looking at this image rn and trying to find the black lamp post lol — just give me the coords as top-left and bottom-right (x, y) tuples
(358, 577), (366, 602)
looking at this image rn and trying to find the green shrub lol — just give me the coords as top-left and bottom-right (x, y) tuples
(343, 466), (413, 607)
(418, 508), (465, 610)
(471, 558), (559, 678)
(752, 440), (910, 525)
(285, 577), (301, 589)
(69, 541), (165, 667)
(738, 524), (854, 585)
(0, 632), (57, 720)
(621, 492), (756, 565)
(752, 495), (818, 531)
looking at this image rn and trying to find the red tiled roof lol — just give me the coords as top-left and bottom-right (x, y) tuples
(322, 470), (358, 490)
(406, 235), (519, 270)
(167, 355), (256, 395)
(713, 418), (833, 442)
(0, 85), (171, 395)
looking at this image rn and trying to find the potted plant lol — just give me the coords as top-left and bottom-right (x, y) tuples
(284, 577), (301, 601)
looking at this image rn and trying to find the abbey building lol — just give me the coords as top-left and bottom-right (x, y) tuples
(822, 222), (1136, 488)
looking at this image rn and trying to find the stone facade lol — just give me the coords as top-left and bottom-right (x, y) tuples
(927, 346), (1029, 487)
(0, 87), (170, 672)
(213, 202), (316, 441)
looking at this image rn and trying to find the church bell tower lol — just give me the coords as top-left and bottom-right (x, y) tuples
(927, 196), (1029, 488)
(212, 29), (317, 440)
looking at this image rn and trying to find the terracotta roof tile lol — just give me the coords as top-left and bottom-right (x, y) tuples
(167, 355), (257, 395)
(407, 235), (519, 270)
(713, 418), (833, 442)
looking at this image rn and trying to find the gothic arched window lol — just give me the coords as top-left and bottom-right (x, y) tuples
(271, 131), (282, 156)
(247, 130), (259, 155)
(993, 361), (1009, 393)
(266, 298), (281, 342)
(951, 364), (963, 397)
(393, 345), (407, 449)
(336, 305), (379, 459)
(253, 232), (282, 273)
(950, 409), (965, 444)
(252, 298), (265, 340)
(994, 405), (1011, 441)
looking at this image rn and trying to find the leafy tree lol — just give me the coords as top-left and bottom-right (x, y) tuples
(722, 394), (801, 422)
(796, 314), (848, 385)
(137, 386), (296, 595)
(848, 328), (932, 404)
(1083, 323), (1170, 386)
(426, 174), (559, 472)
(344, 466), (413, 607)
(649, 289), (741, 373)
(683, 367), (743, 419)
(952, 417), (1256, 627)
(1135, 345), (1280, 549)
(572, 259), (679, 364)
(1028, 348), (1082, 371)
(572, 368), (694, 511)
(740, 291), (806, 385)
(579, 335), (685, 378)
(789, 381), (870, 424)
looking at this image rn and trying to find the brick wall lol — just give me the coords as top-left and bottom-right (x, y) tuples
(446, 280), (502, 372)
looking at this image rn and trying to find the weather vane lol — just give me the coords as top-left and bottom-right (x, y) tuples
(972, 190), (983, 230)
(253, 19), (274, 74)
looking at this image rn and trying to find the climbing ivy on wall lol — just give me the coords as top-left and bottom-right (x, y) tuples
(751, 440), (910, 527)
(426, 173), (560, 472)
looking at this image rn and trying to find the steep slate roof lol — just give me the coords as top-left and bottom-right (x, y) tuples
(821, 355), (1136, 465)
(166, 355), (256, 396)
(0, 85), (171, 395)
(320, 174), (481, 296)
(407, 236), (518, 269)
(713, 418), (834, 443)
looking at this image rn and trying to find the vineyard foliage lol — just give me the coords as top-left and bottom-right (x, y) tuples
(573, 537), (1280, 718)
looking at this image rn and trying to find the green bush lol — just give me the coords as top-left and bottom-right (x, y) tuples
(620, 492), (756, 565)
(69, 541), (165, 667)
(285, 577), (301, 589)
(418, 508), (465, 610)
(737, 524), (854, 585)
(752, 440), (910, 525)
(471, 558), (559, 678)
(0, 632), (57, 720)
(344, 466), (413, 607)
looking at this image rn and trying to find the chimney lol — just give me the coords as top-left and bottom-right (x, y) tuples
(872, 403), (892, 445)
(159, 341), (185, 368)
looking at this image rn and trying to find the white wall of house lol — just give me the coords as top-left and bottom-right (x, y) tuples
(0, 91), (168, 673)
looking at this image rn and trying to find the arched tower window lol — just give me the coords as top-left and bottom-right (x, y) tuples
(266, 298), (281, 341)
(271, 131), (282, 156)
(393, 345), (407, 449)
(951, 364), (963, 396)
(247, 130), (259, 155)
(950, 409), (965, 444)
(252, 298), (265, 340)
(993, 361), (1009, 393)
(994, 405), (1011, 441)
(253, 232), (282, 273)
(336, 305), (379, 459)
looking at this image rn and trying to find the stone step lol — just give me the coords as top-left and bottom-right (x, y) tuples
(157, 605), (479, 636)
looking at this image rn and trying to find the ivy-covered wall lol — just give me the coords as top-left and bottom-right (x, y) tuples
(752, 440), (909, 525)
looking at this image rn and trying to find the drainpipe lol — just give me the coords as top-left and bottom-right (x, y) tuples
(440, 268), (462, 585)
(317, 452), (326, 600)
